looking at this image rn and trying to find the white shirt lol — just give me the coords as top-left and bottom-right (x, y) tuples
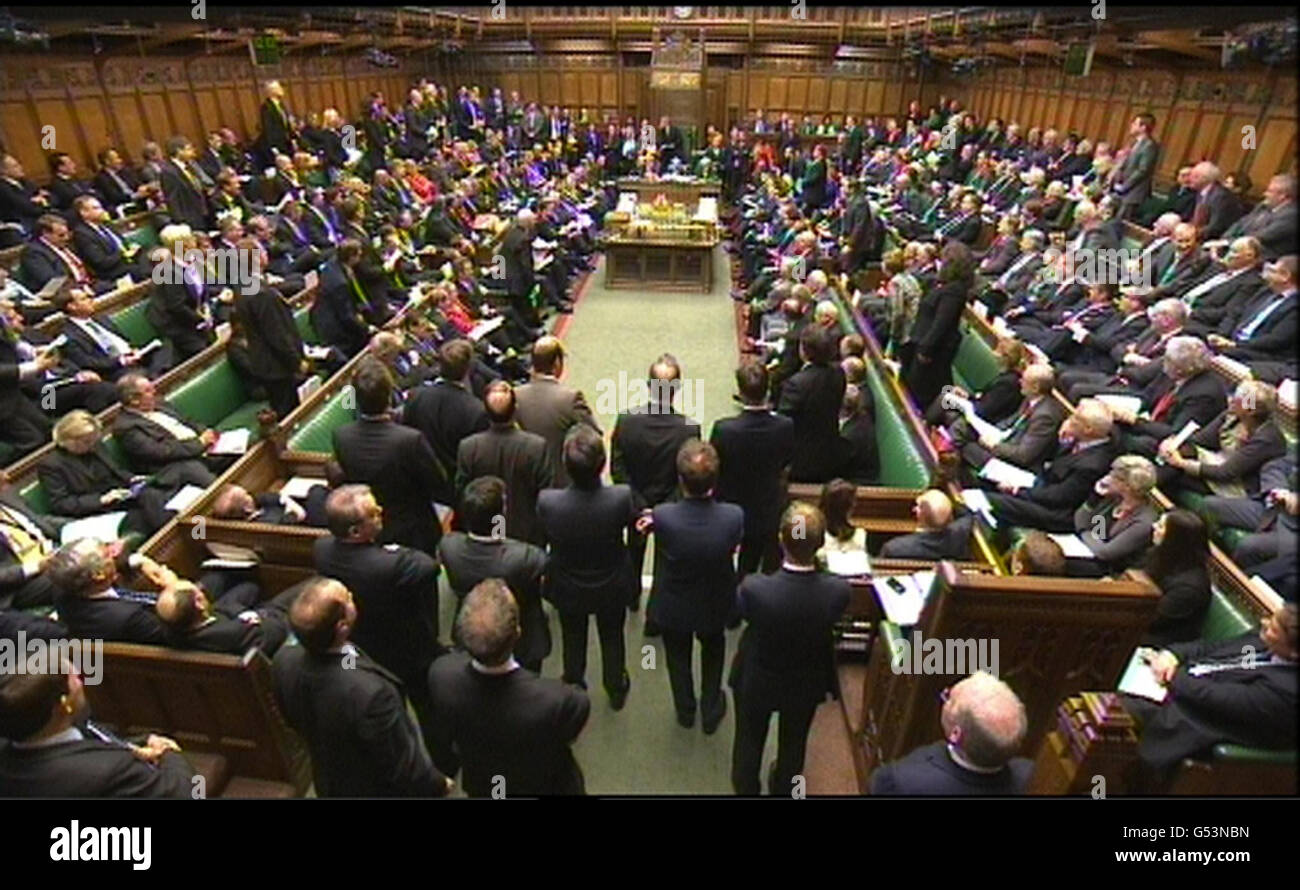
(143, 410), (197, 441)
(70, 316), (132, 358)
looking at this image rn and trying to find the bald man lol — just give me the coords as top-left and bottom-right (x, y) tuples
(514, 336), (600, 488)
(870, 671), (1033, 794)
(455, 381), (553, 546)
(879, 489), (974, 561)
(960, 362), (1064, 474)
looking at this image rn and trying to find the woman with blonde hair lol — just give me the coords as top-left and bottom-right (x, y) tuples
(38, 410), (171, 536)
(1071, 454), (1160, 576)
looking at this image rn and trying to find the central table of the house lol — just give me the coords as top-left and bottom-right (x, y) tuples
(603, 180), (721, 293)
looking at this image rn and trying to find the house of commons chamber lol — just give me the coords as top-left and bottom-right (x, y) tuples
(0, 4), (1296, 811)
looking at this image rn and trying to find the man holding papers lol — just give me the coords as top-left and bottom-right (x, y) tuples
(1121, 602), (1297, 789)
(111, 374), (235, 490)
(982, 399), (1117, 532)
(958, 363), (1063, 474)
(51, 285), (168, 381)
(1103, 336), (1227, 459)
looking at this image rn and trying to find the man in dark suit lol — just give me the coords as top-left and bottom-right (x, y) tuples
(156, 576), (300, 656)
(710, 361), (794, 578)
(648, 440), (744, 734)
(272, 577), (453, 797)
(91, 148), (150, 213)
(880, 490), (976, 561)
(146, 233), (219, 362)
(730, 502), (850, 795)
(18, 213), (101, 294)
(538, 425), (635, 707)
(334, 358), (448, 560)
(46, 152), (96, 214)
(611, 353), (702, 613)
(0, 662), (194, 798)
(70, 195), (142, 283)
(1107, 339), (1228, 458)
(1189, 162), (1245, 241)
(159, 138), (210, 232)
(870, 671), (1034, 794)
(1217, 173), (1297, 261)
(111, 373), (223, 490)
(1124, 603), (1297, 789)
(312, 241), (373, 360)
(311, 484), (445, 764)
(1208, 255), (1299, 367)
(0, 484), (64, 610)
(836, 383), (879, 485)
(258, 80), (296, 166)
(983, 399), (1117, 532)
(500, 209), (541, 327)
(402, 338), (490, 479)
(43, 538), (168, 645)
(514, 337), (600, 489)
(1110, 113), (1160, 221)
(428, 578), (590, 796)
(51, 285), (163, 382)
(0, 320), (59, 455)
(455, 380), (552, 547)
(210, 482), (328, 528)
(779, 324), (847, 484)
(438, 476), (550, 673)
(1181, 236), (1266, 336)
(0, 153), (51, 235)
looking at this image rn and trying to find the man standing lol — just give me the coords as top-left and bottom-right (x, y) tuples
(259, 80), (296, 166)
(1111, 113), (1160, 221)
(514, 336), (600, 488)
(710, 361), (794, 577)
(333, 358), (449, 559)
(730, 503), (850, 795)
(648, 440), (744, 734)
(428, 579), (590, 796)
(778, 325), (847, 484)
(538, 425), (635, 708)
(272, 578), (452, 798)
(402, 338), (490, 480)
(611, 354), (702, 616)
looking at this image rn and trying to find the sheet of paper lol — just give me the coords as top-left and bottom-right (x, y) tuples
(297, 375), (323, 403)
(1278, 378), (1297, 410)
(967, 411), (1010, 445)
(825, 548), (872, 577)
(205, 541), (259, 562)
(210, 428), (250, 456)
(960, 488), (998, 528)
(280, 476), (325, 500)
(1095, 394), (1143, 418)
(1070, 323), (1090, 343)
(979, 457), (1038, 491)
(115, 274), (134, 291)
(1117, 648), (1169, 703)
(1047, 532), (1096, 559)
(164, 485), (206, 513)
(135, 338), (164, 358)
(468, 315), (505, 342)
(872, 571), (935, 627)
(60, 511), (127, 545)
(303, 269), (319, 292)
(201, 558), (259, 570)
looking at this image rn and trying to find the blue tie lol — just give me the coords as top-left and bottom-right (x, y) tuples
(1236, 294), (1289, 341)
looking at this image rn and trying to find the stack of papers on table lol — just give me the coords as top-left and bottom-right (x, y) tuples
(164, 485), (206, 513)
(210, 429), (250, 456)
(960, 488), (998, 528)
(825, 548), (871, 577)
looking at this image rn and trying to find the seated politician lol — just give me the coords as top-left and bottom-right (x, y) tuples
(879, 489), (974, 561)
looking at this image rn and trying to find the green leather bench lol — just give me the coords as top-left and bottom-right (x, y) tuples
(117, 223), (160, 252)
(865, 360), (930, 488)
(952, 324), (1002, 394)
(166, 356), (267, 437)
(285, 386), (355, 454)
(109, 298), (162, 347)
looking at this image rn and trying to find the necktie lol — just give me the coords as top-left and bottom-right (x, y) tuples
(1236, 294), (1289, 340)
(99, 223), (124, 255)
(79, 318), (125, 358)
(50, 241), (90, 283)
(85, 720), (134, 750)
(109, 169), (130, 197)
(1150, 387), (1177, 422)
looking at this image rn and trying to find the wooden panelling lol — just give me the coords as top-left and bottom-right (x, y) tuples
(945, 64), (1296, 195)
(807, 76), (828, 114)
(2, 53), (418, 175)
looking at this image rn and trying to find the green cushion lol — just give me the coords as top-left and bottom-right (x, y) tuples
(19, 479), (52, 516)
(865, 362), (930, 488)
(216, 400), (270, 436)
(1212, 744), (1297, 764)
(1200, 587), (1256, 642)
(294, 306), (320, 346)
(286, 388), (355, 453)
(0, 441), (16, 468)
(953, 326), (1001, 393)
(167, 358), (252, 430)
(110, 300), (160, 346)
(118, 224), (160, 251)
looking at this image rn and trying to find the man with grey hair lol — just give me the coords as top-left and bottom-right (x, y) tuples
(1065, 296), (1189, 401)
(427, 578), (590, 796)
(111, 372), (224, 489)
(1189, 161), (1244, 240)
(44, 538), (168, 645)
(1218, 173), (1297, 260)
(1107, 335), (1227, 458)
(1130, 211), (1182, 285)
(870, 671), (1033, 794)
(983, 398), (1117, 531)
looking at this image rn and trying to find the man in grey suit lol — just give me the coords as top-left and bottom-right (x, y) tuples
(1215, 173), (1297, 261)
(1111, 113), (1160, 221)
(1189, 162), (1245, 241)
(960, 363), (1064, 474)
(455, 381), (553, 546)
(514, 336), (600, 489)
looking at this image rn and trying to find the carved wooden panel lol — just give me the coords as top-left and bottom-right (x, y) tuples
(864, 79), (884, 115)
(767, 76), (788, 110)
(807, 76), (828, 113)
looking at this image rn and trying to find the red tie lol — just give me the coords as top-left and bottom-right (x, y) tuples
(1192, 197), (1209, 230)
(1151, 388), (1177, 422)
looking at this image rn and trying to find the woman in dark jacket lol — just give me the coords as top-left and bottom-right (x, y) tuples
(904, 240), (973, 410)
(1142, 509), (1213, 647)
(924, 337), (1025, 429)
